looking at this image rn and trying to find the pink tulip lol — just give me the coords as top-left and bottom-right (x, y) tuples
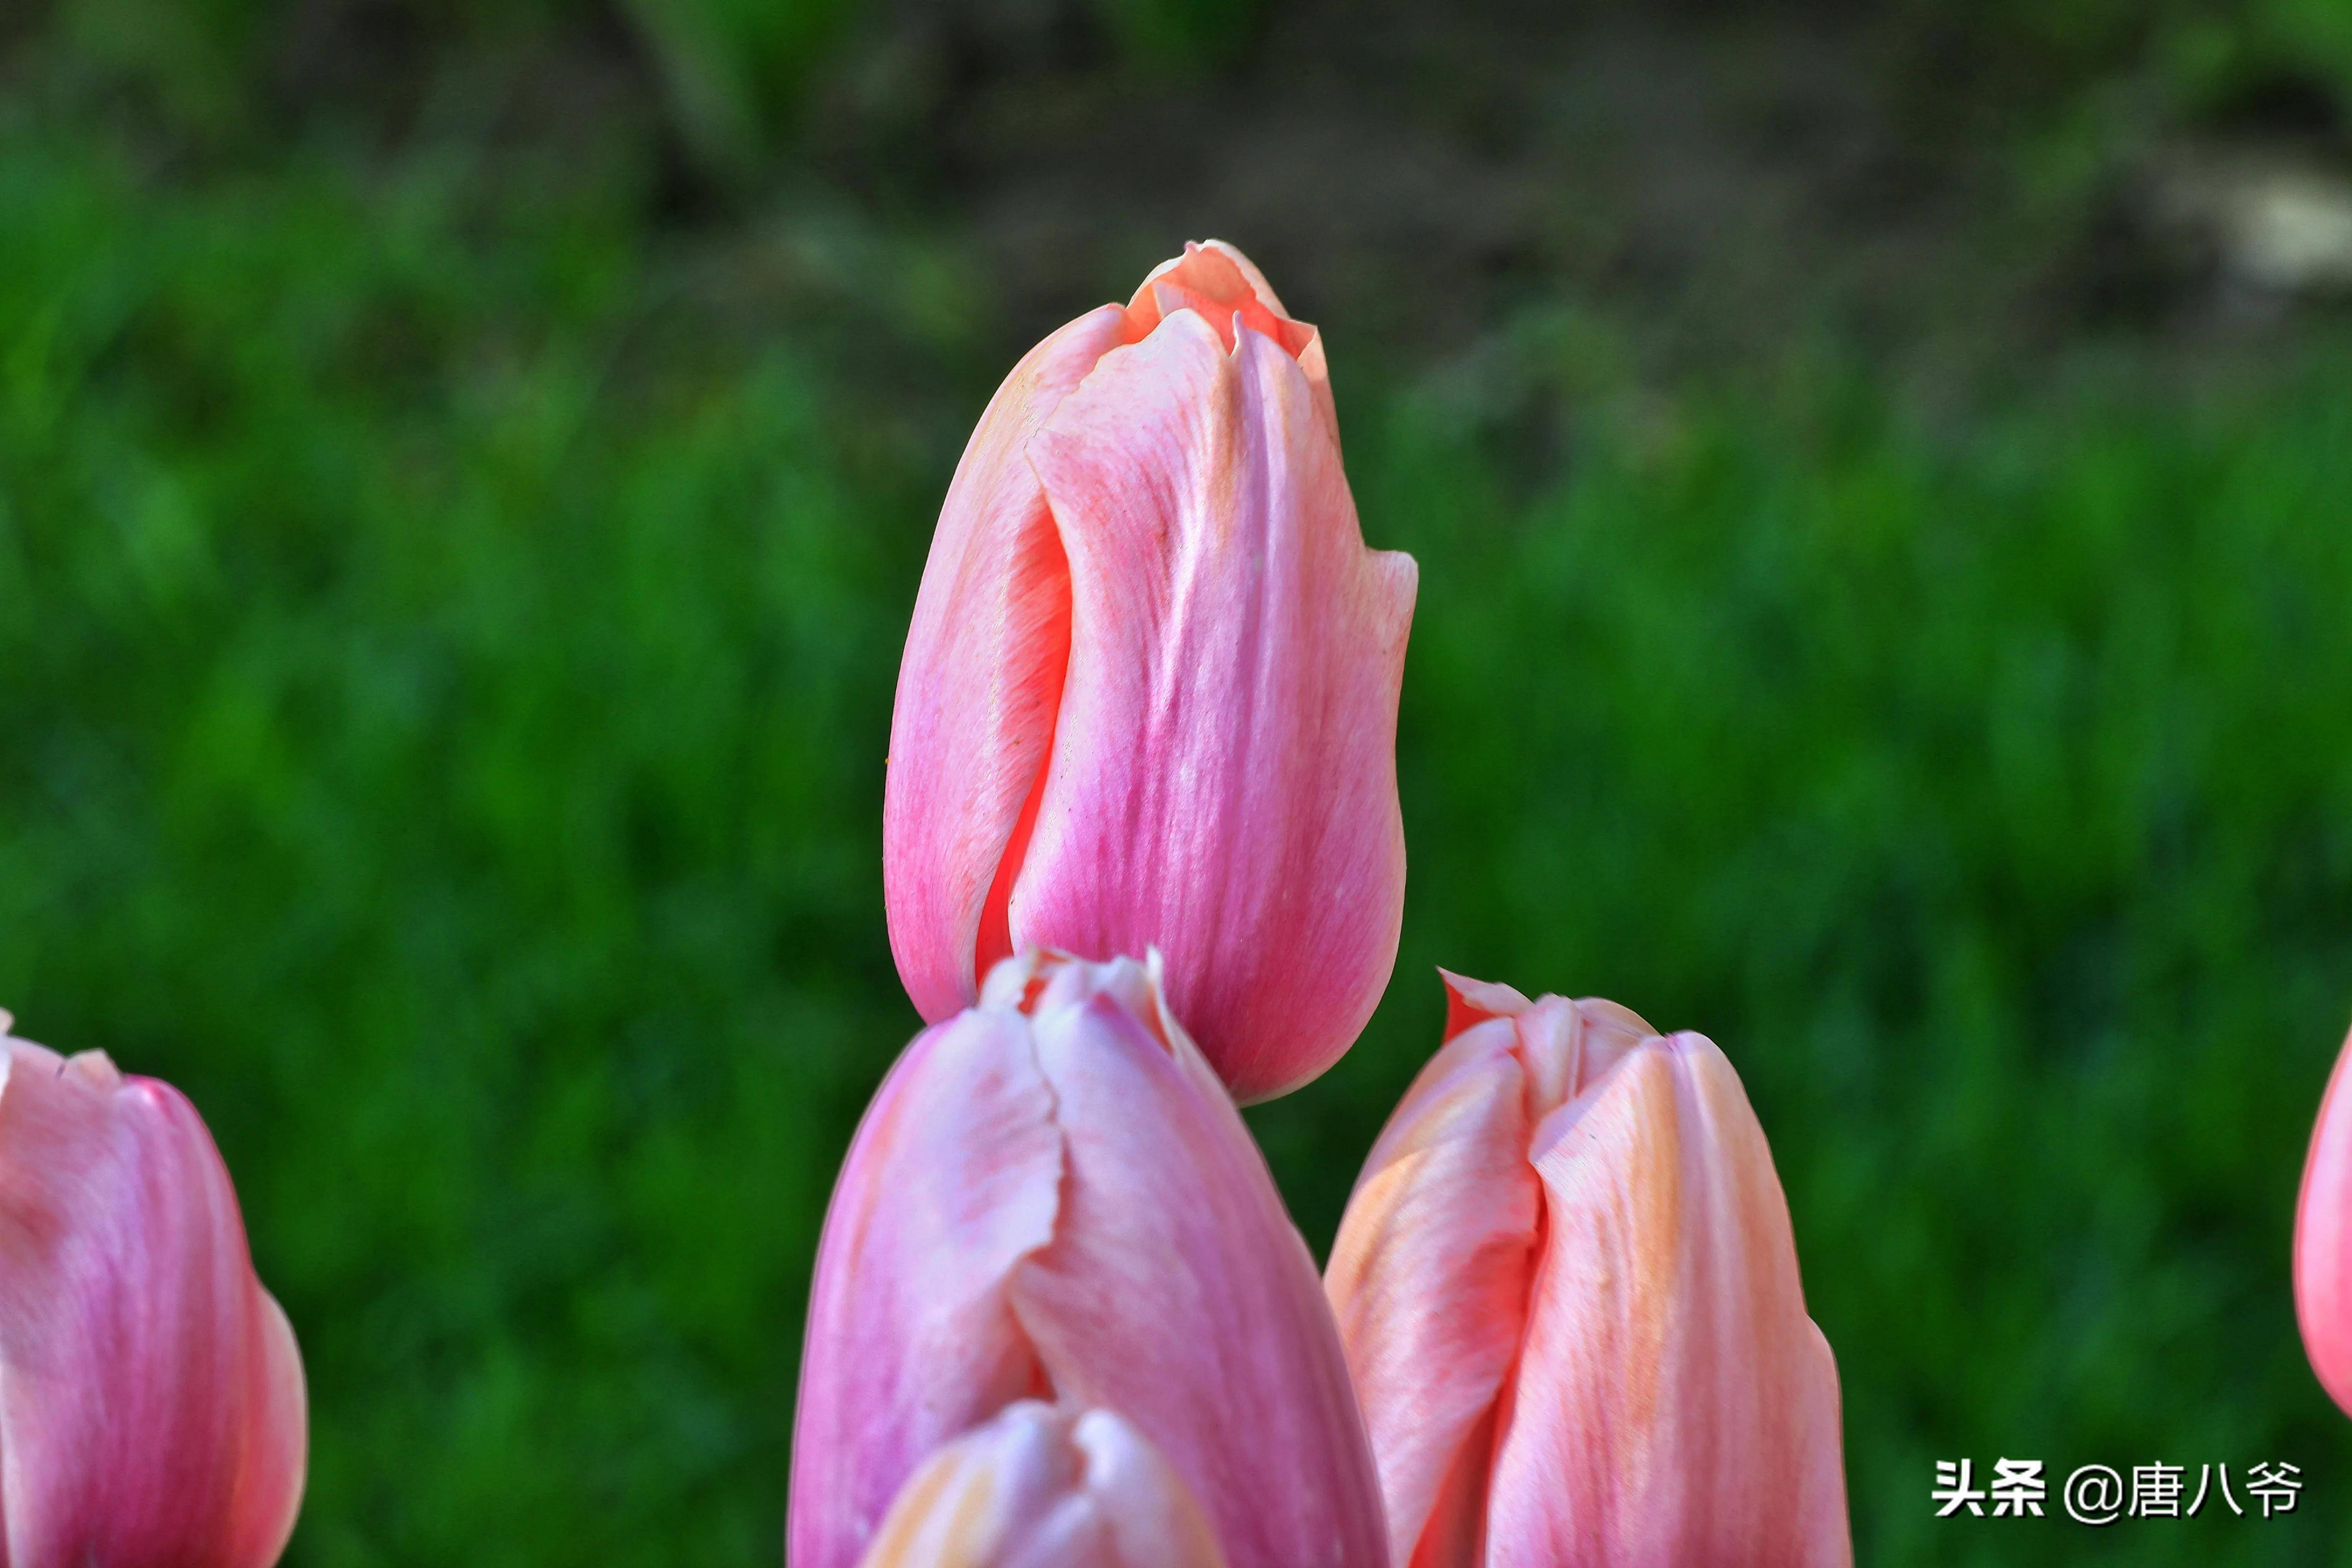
(2296, 1021), (2352, 1415)
(882, 240), (1418, 1103)
(852, 1401), (1226, 1568)
(1323, 973), (1849, 1568)
(790, 950), (1387, 1568)
(0, 1014), (307, 1568)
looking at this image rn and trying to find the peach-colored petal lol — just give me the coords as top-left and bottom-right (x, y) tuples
(1436, 968), (1533, 1042)
(854, 1402), (1226, 1568)
(2297, 1022), (2352, 1415)
(1011, 959), (1388, 1568)
(789, 1009), (1066, 1568)
(1486, 1035), (1850, 1568)
(884, 305), (1133, 1022)
(1328, 977), (1848, 1568)
(1015, 315), (1416, 1101)
(1137, 240), (1290, 318)
(0, 1031), (307, 1568)
(1325, 1020), (1538, 1567)
(1126, 242), (1331, 444)
(1126, 243), (1312, 358)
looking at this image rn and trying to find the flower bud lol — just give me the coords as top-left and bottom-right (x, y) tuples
(1324, 973), (1849, 1568)
(2296, 1021), (2352, 1415)
(883, 240), (1417, 1102)
(853, 1401), (1225, 1568)
(0, 1015), (307, 1568)
(791, 951), (1386, 1568)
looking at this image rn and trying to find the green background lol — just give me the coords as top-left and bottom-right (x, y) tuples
(5, 0), (2352, 1561)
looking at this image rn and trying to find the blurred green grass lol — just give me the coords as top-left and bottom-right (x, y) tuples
(8, 16), (2352, 1565)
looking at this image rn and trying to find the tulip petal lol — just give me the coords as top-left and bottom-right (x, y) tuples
(1486, 1035), (1850, 1568)
(1325, 1019), (1539, 1568)
(885, 305), (1135, 1023)
(1127, 242), (1331, 439)
(1436, 968), (1533, 1042)
(1018, 315), (1417, 1101)
(790, 1009), (1066, 1568)
(1010, 976), (1389, 1568)
(0, 1036), (307, 1568)
(854, 1401), (1228, 1568)
(2296, 1022), (2352, 1415)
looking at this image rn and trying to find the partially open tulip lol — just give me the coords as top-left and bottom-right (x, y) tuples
(2296, 1021), (2352, 1415)
(0, 1014), (307, 1568)
(882, 240), (1417, 1103)
(853, 1401), (1226, 1568)
(790, 950), (1386, 1568)
(1324, 973), (1848, 1568)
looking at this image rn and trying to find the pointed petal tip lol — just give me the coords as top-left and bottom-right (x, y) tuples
(1437, 968), (1533, 1039)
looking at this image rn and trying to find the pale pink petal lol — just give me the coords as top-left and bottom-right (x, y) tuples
(2297, 1023), (2352, 1414)
(0, 1035), (307, 1568)
(884, 305), (1134, 1022)
(1486, 1035), (1850, 1568)
(854, 1402), (1227, 1568)
(1016, 315), (1417, 1101)
(790, 1009), (1066, 1568)
(1009, 970), (1389, 1568)
(1325, 1019), (1538, 1567)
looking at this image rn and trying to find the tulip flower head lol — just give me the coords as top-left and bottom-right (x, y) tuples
(1324, 973), (1849, 1568)
(883, 240), (1417, 1103)
(853, 1401), (1226, 1568)
(790, 950), (1386, 1568)
(2296, 1021), (2352, 1416)
(0, 1014), (307, 1568)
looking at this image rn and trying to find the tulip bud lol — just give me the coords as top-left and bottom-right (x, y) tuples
(0, 1014), (307, 1568)
(883, 240), (1417, 1103)
(2296, 1022), (2352, 1415)
(853, 1401), (1226, 1568)
(790, 951), (1387, 1568)
(1324, 973), (1849, 1568)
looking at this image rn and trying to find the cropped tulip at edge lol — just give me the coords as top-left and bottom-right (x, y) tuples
(882, 239), (1417, 1104)
(2295, 1021), (2352, 1416)
(0, 1016), (308, 1568)
(1323, 972), (1850, 1568)
(789, 949), (1387, 1568)
(853, 1401), (1227, 1568)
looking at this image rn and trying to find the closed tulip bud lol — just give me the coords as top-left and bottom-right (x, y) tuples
(791, 951), (1387, 1568)
(1324, 973), (1849, 1568)
(883, 240), (1417, 1103)
(2296, 1022), (2352, 1415)
(853, 1401), (1225, 1568)
(0, 1014), (307, 1568)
